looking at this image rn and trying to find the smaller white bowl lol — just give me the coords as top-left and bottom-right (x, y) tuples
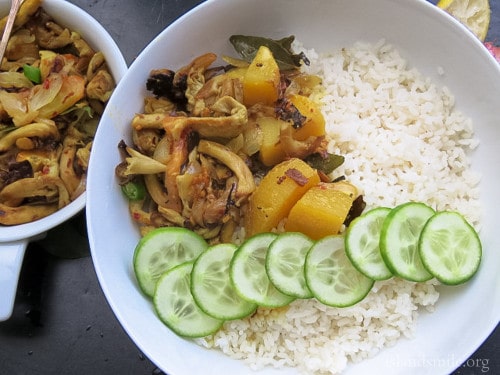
(0, 0), (127, 321)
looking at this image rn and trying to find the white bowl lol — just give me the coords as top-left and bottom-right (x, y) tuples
(87, 0), (500, 374)
(0, 0), (127, 321)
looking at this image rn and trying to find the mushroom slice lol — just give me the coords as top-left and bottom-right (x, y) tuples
(6, 29), (39, 61)
(132, 96), (248, 139)
(86, 51), (106, 80)
(144, 174), (169, 208)
(0, 202), (57, 225)
(132, 128), (162, 156)
(127, 199), (155, 228)
(157, 205), (186, 227)
(197, 139), (255, 204)
(59, 127), (84, 196)
(31, 9), (72, 50)
(174, 52), (217, 113)
(0, 71), (34, 89)
(194, 73), (244, 113)
(0, 175), (70, 208)
(85, 52), (115, 103)
(0, 121), (59, 152)
(123, 147), (166, 176)
(86, 69), (115, 102)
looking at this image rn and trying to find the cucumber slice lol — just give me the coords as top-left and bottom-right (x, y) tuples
(153, 262), (223, 338)
(191, 243), (257, 320)
(305, 235), (374, 307)
(230, 233), (295, 308)
(380, 202), (434, 282)
(419, 211), (481, 285)
(345, 207), (393, 280)
(265, 232), (314, 298)
(133, 227), (208, 297)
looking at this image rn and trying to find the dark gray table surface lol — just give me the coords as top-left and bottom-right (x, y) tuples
(0, 1), (498, 374)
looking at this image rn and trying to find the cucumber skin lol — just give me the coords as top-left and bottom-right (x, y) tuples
(344, 207), (393, 281)
(418, 211), (482, 285)
(191, 243), (257, 320)
(230, 233), (295, 307)
(305, 235), (374, 308)
(379, 202), (434, 282)
(133, 227), (208, 297)
(153, 262), (223, 338)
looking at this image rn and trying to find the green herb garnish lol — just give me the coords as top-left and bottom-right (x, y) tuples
(22, 64), (42, 84)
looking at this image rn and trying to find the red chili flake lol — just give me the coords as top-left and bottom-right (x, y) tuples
(132, 212), (141, 220)
(284, 168), (308, 186)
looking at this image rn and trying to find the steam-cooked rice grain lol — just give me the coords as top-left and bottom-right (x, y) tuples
(198, 40), (479, 374)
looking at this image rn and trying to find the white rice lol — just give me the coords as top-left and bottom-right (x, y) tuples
(197, 40), (480, 374)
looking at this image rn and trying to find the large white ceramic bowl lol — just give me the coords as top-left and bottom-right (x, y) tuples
(87, 0), (500, 374)
(0, 0), (127, 321)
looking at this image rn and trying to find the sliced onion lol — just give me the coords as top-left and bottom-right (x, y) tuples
(29, 73), (63, 112)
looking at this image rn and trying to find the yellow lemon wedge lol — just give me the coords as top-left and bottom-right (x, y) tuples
(437, 0), (491, 41)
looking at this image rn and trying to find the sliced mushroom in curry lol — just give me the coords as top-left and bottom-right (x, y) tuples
(0, 5), (116, 225)
(115, 44), (351, 242)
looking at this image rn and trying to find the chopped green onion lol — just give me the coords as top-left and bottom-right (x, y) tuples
(121, 181), (146, 201)
(23, 64), (42, 84)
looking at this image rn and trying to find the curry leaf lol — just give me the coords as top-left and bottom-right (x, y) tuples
(229, 35), (309, 70)
(305, 153), (345, 175)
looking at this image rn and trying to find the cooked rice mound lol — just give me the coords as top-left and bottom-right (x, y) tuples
(197, 40), (480, 374)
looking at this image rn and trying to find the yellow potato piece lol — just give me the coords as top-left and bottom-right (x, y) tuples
(257, 116), (286, 166)
(245, 158), (320, 236)
(243, 45), (280, 106)
(285, 182), (357, 240)
(288, 94), (326, 141)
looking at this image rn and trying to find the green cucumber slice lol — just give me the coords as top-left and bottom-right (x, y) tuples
(380, 202), (434, 282)
(419, 211), (481, 285)
(191, 243), (257, 320)
(230, 233), (295, 308)
(133, 227), (208, 297)
(305, 235), (374, 307)
(153, 262), (223, 338)
(265, 232), (314, 298)
(345, 207), (393, 280)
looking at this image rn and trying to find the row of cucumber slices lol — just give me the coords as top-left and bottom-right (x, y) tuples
(346, 202), (481, 285)
(133, 202), (481, 338)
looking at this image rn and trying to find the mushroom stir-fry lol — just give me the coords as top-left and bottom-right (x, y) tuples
(0, 0), (116, 225)
(116, 37), (348, 243)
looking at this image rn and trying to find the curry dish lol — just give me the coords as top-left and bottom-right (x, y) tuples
(0, 0), (116, 225)
(116, 37), (364, 243)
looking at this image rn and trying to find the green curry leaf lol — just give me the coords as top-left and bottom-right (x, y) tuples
(305, 153), (345, 175)
(229, 35), (309, 70)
